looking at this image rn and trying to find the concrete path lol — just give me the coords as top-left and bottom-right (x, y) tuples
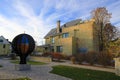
(0, 58), (115, 80)
(0, 59), (71, 80)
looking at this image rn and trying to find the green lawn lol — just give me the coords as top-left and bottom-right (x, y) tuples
(50, 65), (120, 80)
(11, 60), (47, 65)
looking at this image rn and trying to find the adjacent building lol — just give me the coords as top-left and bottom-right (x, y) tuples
(0, 36), (11, 55)
(44, 19), (99, 55)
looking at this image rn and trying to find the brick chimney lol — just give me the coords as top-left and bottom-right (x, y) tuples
(57, 20), (60, 33)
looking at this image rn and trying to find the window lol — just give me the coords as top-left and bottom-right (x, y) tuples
(56, 46), (63, 52)
(3, 44), (6, 48)
(51, 37), (54, 43)
(0, 39), (3, 42)
(78, 48), (87, 53)
(62, 33), (69, 38)
(50, 46), (54, 52)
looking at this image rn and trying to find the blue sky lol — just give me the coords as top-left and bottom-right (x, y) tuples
(0, 0), (120, 45)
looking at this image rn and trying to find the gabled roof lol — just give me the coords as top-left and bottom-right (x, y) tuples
(61, 19), (82, 27)
(44, 19), (82, 38)
(44, 28), (57, 38)
(0, 36), (10, 44)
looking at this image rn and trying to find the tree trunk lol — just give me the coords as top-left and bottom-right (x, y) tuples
(99, 22), (104, 51)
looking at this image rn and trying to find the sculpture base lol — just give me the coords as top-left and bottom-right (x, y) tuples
(15, 64), (31, 71)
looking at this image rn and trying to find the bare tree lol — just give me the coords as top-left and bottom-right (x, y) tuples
(91, 7), (111, 26)
(104, 23), (118, 49)
(91, 7), (117, 51)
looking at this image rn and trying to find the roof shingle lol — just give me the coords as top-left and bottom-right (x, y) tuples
(44, 19), (82, 38)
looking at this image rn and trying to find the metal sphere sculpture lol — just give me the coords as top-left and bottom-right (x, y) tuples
(12, 34), (35, 64)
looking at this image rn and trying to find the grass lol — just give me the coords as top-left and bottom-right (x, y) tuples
(11, 60), (47, 65)
(50, 65), (120, 80)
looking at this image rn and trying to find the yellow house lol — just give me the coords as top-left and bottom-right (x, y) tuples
(0, 36), (11, 55)
(44, 19), (98, 55)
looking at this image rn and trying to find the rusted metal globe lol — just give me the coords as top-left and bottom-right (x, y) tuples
(12, 34), (35, 64)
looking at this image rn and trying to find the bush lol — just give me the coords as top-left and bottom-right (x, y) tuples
(51, 52), (63, 61)
(65, 55), (73, 60)
(73, 51), (114, 66)
(61, 54), (68, 60)
(74, 53), (85, 64)
(9, 53), (16, 60)
(70, 56), (76, 64)
(42, 52), (51, 57)
(86, 51), (97, 65)
(97, 51), (114, 66)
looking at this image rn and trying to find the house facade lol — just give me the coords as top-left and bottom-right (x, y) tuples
(0, 36), (11, 55)
(44, 19), (99, 55)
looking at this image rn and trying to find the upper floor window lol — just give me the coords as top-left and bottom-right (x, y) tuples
(51, 37), (54, 43)
(62, 33), (69, 38)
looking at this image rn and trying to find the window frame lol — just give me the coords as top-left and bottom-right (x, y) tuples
(56, 46), (63, 53)
(0, 39), (3, 42)
(51, 37), (55, 44)
(62, 33), (69, 38)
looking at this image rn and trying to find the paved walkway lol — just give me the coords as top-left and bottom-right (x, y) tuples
(0, 59), (71, 80)
(0, 58), (115, 80)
